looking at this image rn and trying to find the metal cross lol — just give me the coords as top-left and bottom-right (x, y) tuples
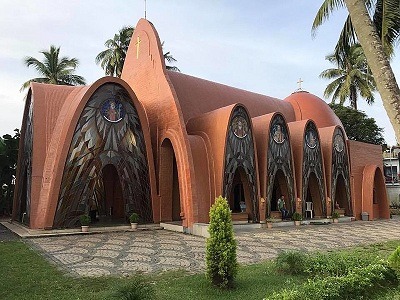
(135, 36), (141, 59)
(297, 78), (304, 90)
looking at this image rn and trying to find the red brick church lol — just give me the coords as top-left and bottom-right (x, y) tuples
(12, 19), (389, 231)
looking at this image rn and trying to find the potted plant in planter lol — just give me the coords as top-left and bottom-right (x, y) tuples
(292, 212), (302, 226)
(266, 216), (275, 229)
(332, 211), (340, 223)
(129, 212), (139, 230)
(80, 215), (90, 232)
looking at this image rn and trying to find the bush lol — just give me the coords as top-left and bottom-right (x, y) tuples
(388, 246), (400, 273)
(275, 250), (378, 278)
(108, 276), (156, 300)
(129, 212), (139, 223)
(79, 214), (90, 226)
(267, 262), (398, 300)
(206, 196), (238, 288)
(292, 212), (302, 221)
(275, 251), (308, 275)
(331, 211), (340, 219)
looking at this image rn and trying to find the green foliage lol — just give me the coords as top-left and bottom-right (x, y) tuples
(108, 276), (156, 300)
(21, 45), (86, 91)
(332, 211), (340, 219)
(0, 130), (20, 215)
(276, 250), (379, 278)
(320, 43), (376, 110)
(329, 103), (385, 145)
(275, 251), (308, 275)
(206, 196), (238, 288)
(129, 212), (139, 223)
(291, 212), (302, 221)
(268, 262), (398, 300)
(79, 214), (90, 226)
(388, 246), (400, 272)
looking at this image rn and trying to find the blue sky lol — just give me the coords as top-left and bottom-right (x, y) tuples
(0, 0), (398, 145)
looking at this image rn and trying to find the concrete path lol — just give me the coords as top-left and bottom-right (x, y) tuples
(26, 219), (400, 277)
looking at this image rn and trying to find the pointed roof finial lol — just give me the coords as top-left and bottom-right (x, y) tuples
(296, 78), (304, 92)
(144, 0), (147, 19)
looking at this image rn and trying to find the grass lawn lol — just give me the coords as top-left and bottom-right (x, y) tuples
(2, 240), (400, 299)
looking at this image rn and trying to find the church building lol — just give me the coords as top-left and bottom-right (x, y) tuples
(12, 19), (389, 231)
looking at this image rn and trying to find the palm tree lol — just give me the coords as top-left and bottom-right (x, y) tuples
(95, 26), (134, 78)
(162, 42), (181, 72)
(312, 0), (400, 58)
(21, 46), (86, 91)
(320, 44), (376, 110)
(343, 0), (400, 143)
(96, 26), (180, 77)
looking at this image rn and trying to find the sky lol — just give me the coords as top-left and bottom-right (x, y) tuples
(0, 0), (399, 145)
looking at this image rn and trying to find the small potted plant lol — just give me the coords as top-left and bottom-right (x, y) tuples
(79, 214), (90, 232)
(129, 212), (139, 230)
(292, 212), (302, 226)
(266, 216), (275, 229)
(332, 211), (340, 223)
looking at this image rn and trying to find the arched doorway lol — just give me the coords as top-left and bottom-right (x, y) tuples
(101, 164), (124, 221)
(160, 139), (182, 223)
(305, 172), (324, 218)
(270, 169), (291, 213)
(334, 174), (350, 216)
(373, 168), (388, 219)
(228, 167), (251, 213)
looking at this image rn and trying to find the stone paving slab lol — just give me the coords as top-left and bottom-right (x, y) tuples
(26, 219), (400, 277)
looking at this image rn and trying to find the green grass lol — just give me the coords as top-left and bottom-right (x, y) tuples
(2, 240), (400, 299)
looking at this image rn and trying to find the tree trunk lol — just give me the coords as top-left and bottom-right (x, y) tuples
(344, 0), (400, 144)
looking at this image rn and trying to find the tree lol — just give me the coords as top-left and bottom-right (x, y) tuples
(330, 103), (385, 144)
(21, 45), (86, 91)
(313, 0), (400, 142)
(343, 0), (400, 145)
(95, 26), (134, 78)
(96, 26), (180, 77)
(312, 0), (400, 58)
(206, 196), (237, 288)
(0, 130), (20, 215)
(320, 43), (376, 110)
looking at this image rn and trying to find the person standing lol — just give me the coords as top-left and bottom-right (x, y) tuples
(277, 194), (288, 220)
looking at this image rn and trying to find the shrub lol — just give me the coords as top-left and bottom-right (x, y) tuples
(388, 246), (400, 273)
(331, 211), (340, 219)
(275, 251), (308, 275)
(109, 276), (156, 300)
(79, 214), (90, 226)
(129, 212), (139, 223)
(267, 262), (398, 300)
(206, 196), (238, 288)
(292, 212), (302, 221)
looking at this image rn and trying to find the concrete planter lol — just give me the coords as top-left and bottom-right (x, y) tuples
(266, 222), (273, 229)
(333, 218), (339, 223)
(130, 223), (138, 230)
(81, 226), (89, 232)
(294, 220), (301, 226)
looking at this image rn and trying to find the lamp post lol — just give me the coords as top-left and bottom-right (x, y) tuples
(390, 146), (394, 185)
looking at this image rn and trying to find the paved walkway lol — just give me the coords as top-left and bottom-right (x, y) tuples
(25, 219), (400, 277)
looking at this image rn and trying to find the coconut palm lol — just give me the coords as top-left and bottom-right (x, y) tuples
(95, 26), (134, 78)
(320, 44), (376, 110)
(21, 46), (86, 91)
(343, 0), (400, 142)
(312, 0), (400, 58)
(96, 26), (180, 77)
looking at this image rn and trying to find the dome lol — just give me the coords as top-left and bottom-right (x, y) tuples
(284, 91), (343, 129)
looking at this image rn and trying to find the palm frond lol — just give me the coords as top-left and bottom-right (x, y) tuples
(312, 0), (346, 37)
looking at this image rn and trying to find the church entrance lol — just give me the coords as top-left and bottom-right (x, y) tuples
(334, 174), (349, 216)
(270, 169), (291, 214)
(372, 168), (388, 219)
(101, 164), (125, 222)
(229, 167), (250, 222)
(160, 139), (182, 223)
(305, 172), (324, 218)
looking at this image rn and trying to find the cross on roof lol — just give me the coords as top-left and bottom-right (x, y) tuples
(297, 78), (303, 90)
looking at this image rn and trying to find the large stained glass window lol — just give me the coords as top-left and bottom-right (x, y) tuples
(53, 83), (152, 227)
(223, 106), (258, 222)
